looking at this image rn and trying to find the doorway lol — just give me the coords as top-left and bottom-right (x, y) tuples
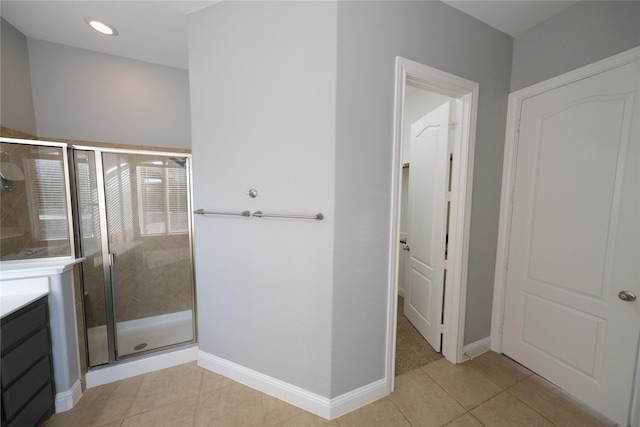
(71, 147), (196, 368)
(387, 57), (479, 387)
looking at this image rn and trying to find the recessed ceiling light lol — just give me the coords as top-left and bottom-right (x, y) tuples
(85, 18), (118, 36)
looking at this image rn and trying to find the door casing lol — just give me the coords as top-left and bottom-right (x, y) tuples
(388, 57), (479, 391)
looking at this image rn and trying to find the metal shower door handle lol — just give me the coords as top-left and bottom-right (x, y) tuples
(618, 290), (637, 302)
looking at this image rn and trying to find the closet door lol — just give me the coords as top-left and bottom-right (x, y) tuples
(501, 57), (639, 426)
(404, 101), (451, 352)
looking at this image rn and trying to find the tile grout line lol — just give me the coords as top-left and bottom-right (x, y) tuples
(503, 375), (559, 426)
(390, 395), (418, 427)
(420, 361), (503, 413)
(189, 366), (204, 427)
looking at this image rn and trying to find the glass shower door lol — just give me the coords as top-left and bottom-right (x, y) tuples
(101, 152), (194, 358)
(75, 149), (195, 367)
(74, 150), (111, 366)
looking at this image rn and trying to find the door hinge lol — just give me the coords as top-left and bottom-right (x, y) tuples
(438, 323), (445, 335)
(443, 259), (447, 270)
(449, 121), (457, 130)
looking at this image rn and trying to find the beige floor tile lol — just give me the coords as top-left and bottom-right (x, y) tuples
(40, 412), (69, 427)
(422, 358), (502, 410)
(200, 368), (237, 395)
(121, 396), (197, 427)
(63, 376), (142, 426)
(47, 412), (119, 427)
(262, 393), (310, 425)
(336, 397), (411, 427)
(444, 413), (484, 427)
(95, 421), (124, 427)
(508, 375), (616, 427)
(389, 369), (466, 427)
(127, 362), (203, 416)
(195, 382), (266, 426)
(466, 351), (532, 389)
(269, 411), (339, 426)
(471, 391), (553, 427)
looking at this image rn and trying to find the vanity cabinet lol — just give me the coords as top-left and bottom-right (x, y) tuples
(1, 296), (56, 427)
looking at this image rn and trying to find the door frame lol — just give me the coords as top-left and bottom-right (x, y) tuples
(387, 57), (479, 388)
(490, 46), (640, 425)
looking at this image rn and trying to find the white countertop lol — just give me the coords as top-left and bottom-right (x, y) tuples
(1, 290), (50, 318)
(0, 275), (51, 318)
(0, 257), (84, 281)
(0, 257), (84, 318)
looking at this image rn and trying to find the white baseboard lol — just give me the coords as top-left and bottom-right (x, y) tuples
(328, 378), (388, 419)
(197, 350), (388, 420)
(462, 337), (491, 361)
(55, 379), (82, 412)
(86, 345), (198, 388)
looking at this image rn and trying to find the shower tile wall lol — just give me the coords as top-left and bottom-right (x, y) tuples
(0, 140), (71, 260)
(112, 234), (193, 325)
(0, 142), (31, 257)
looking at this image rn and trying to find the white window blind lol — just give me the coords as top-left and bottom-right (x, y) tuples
(25, 158), (69, 240)
(75, 159), (102, 243)
(106, 161), (134, 244)
(137, 163), (188, 235)
(167, 167), (188, 233)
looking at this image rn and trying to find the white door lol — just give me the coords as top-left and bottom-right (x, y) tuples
(404, 101), (451, 352)
(502, 58), (639, 426)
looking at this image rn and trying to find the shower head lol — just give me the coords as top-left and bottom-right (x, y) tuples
(170, 157), (187, 168)
(0, 161), (24, 191)
(0, 173), (14, 191)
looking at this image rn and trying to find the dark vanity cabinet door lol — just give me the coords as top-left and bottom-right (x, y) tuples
(1, 296), (56, 427)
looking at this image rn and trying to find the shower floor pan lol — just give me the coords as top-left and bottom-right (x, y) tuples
(87, 310), (193, 366)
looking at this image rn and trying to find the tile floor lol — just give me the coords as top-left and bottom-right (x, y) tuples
(42, 351), (616, 427)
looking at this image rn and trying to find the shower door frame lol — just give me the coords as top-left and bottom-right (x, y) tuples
(70, 145), (197, 367)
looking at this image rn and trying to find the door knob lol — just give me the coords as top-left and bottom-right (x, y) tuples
(402, 245), (410, 251)
(618, 290), (637, 302)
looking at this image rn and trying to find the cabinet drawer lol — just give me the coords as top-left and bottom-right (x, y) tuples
(1, 329), (50, 388)
(2, 356), (53, 421)
(1, 302), (47, 352)
(6, 382), (55, 427)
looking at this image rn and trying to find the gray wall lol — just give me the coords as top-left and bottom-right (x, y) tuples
(511, 1), (640, 91)
(332, 1), (512, 395)
(188, 1), (337, 397)
(27, 39), (191, 149)
(189, 0), (512, 399)
(1, 18), (36, 136)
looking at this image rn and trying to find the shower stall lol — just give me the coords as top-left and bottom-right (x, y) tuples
(72, 147), (195, 367)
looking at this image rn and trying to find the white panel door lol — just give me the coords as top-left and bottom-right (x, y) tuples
(404, 101), (451, 352)
(502, 59), (639, 426)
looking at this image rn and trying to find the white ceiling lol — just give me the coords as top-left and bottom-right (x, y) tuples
(1, 1), (578, 70)
(441, 1), (577, 38)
